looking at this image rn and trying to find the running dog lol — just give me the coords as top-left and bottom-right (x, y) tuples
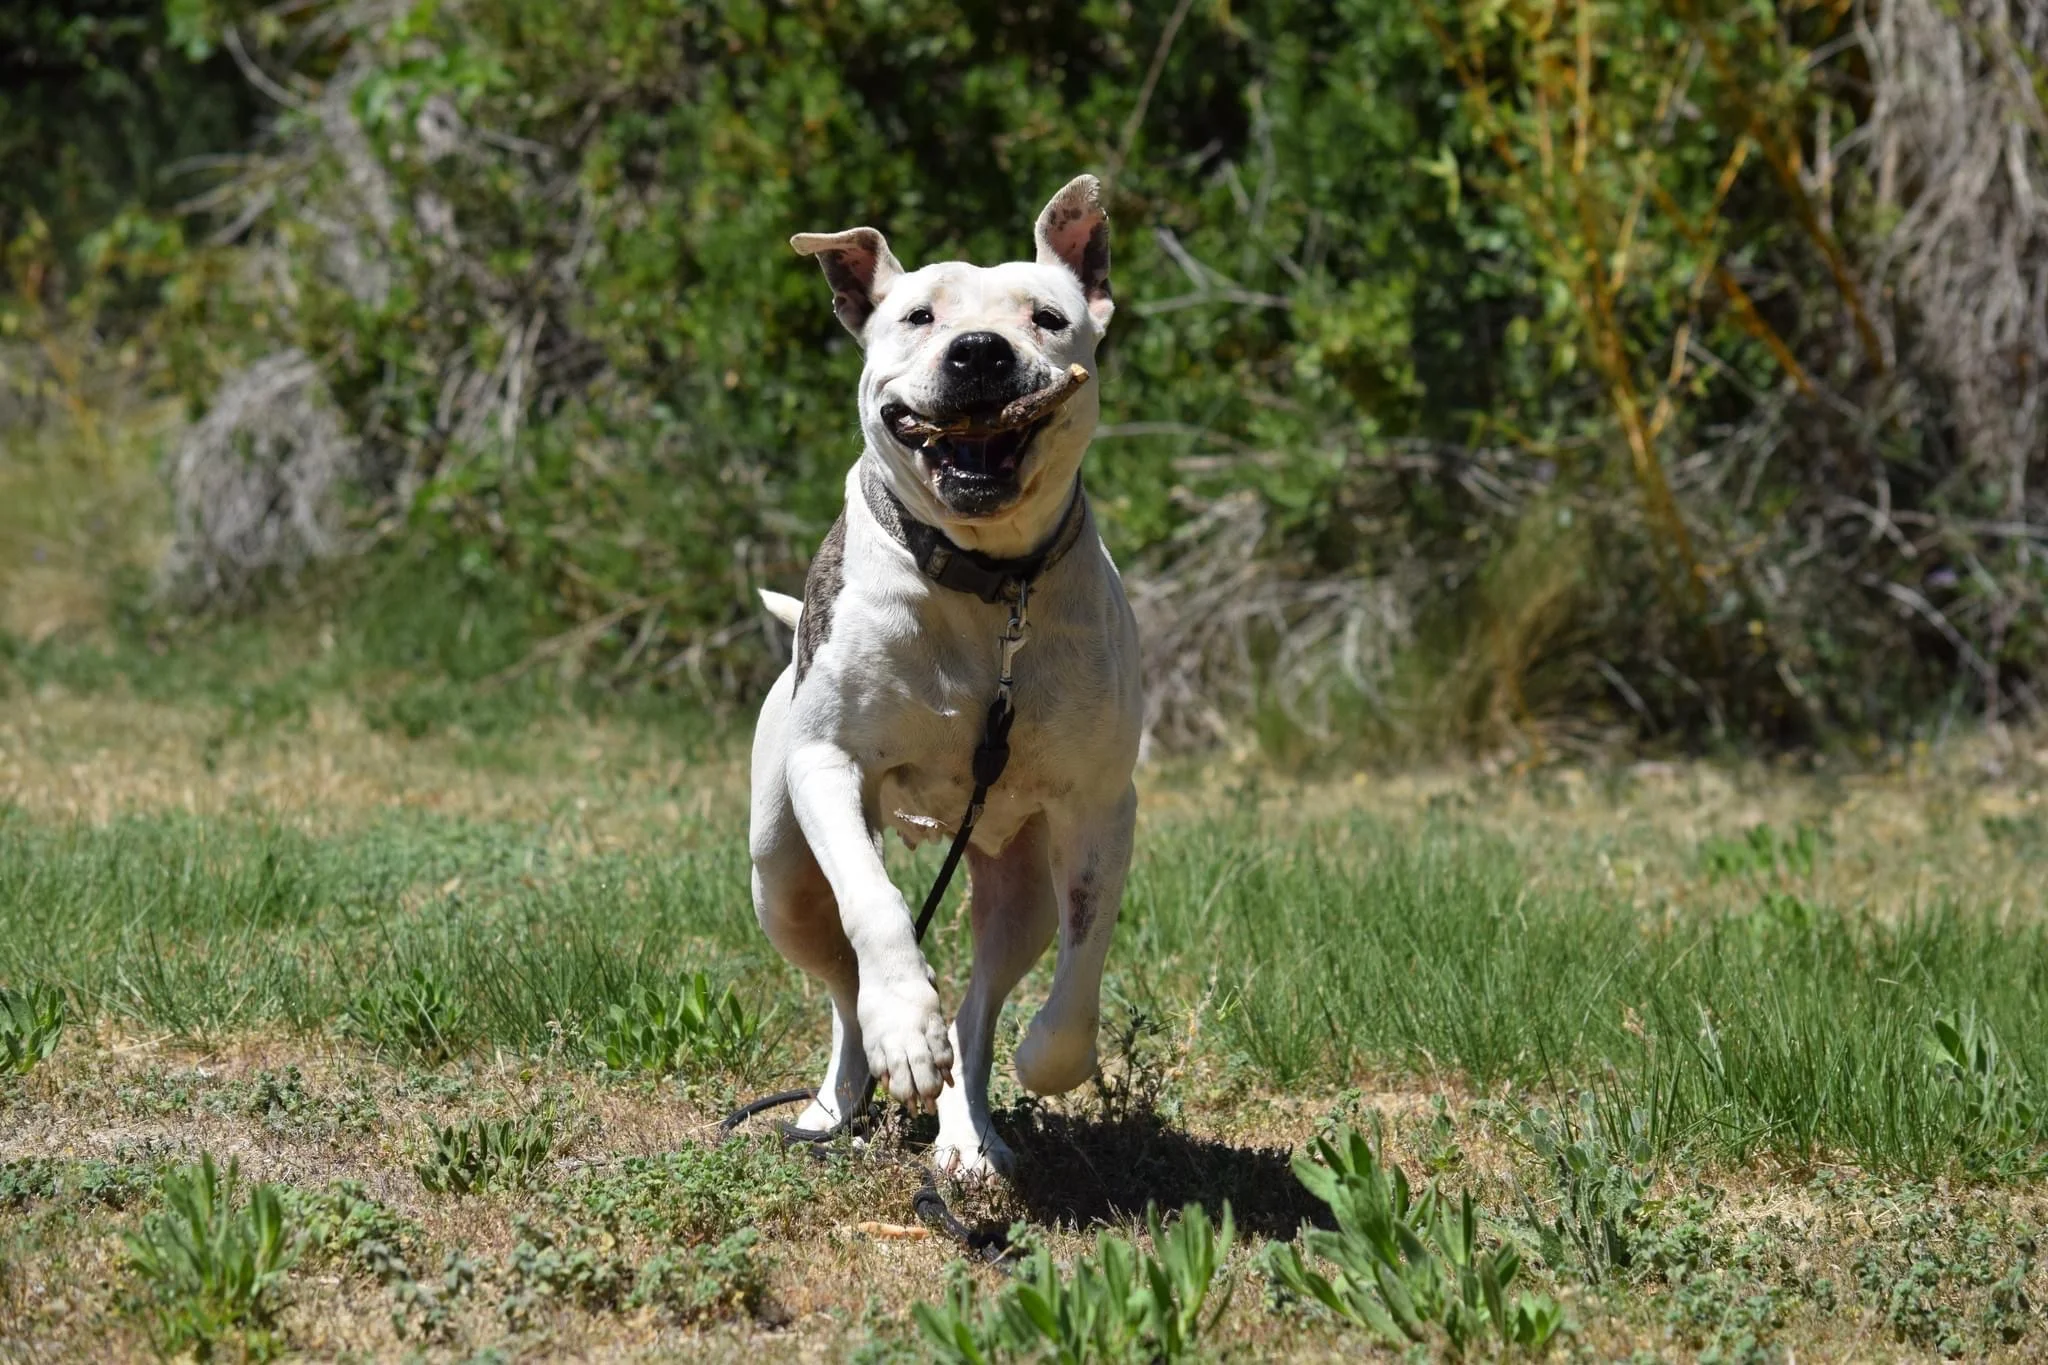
(749, 175), (1141, 1179)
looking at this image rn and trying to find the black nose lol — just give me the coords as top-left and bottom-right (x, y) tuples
(944, 331), (1015, 382)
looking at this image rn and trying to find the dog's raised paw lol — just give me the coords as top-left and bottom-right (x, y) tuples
(858, 979), (953, 1106)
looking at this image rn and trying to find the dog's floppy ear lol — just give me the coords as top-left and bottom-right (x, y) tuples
(790, 227), (902, 340)
(1034, 174), (1112, 327)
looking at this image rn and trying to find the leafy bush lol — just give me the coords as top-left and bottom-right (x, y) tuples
(598, 973), (764, 1076)
(121, 1154), (301, 1361)
(414, 1116), (554, 1195)
(1267, 1127), (1563, 1356)
(914, 1203), (1236, 1364)
(19, 0), (2048, 751)
(0, 981), (64, 1075)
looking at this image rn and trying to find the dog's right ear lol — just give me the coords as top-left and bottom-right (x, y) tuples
(790, 227), (902, 340)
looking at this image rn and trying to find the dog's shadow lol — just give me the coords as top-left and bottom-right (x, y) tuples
(988, 1101), (1329, 1241)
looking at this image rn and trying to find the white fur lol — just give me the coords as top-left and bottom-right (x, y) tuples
(757, 589), (803, 630)
(751, 177), (1141, 1180)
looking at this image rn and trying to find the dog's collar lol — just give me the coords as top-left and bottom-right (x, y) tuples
(860, 461), (1089, 604)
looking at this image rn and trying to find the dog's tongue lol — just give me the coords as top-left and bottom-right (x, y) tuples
(941, 429), (1024, 477)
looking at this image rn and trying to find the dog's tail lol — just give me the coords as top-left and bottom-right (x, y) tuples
(758, 589), (803, 633)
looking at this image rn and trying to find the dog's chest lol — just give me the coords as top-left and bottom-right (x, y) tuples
(868, 626), (1126, 851)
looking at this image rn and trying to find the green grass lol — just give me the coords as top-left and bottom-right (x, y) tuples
(3, 800), (2043, 1180)
(0, 808), (757, 1050)
(1131, 813), (2048, 1174)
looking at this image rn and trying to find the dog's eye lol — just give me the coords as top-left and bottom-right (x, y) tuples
(1032, 306), (1070, 332)
(904, 305), (935, 326)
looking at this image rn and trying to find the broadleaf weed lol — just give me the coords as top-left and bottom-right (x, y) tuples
(344, 967), (469, 1063)
(414, 1116), (554, 1194)
(1927, 1008), (2043, 1176)
(912, 1203), (1236, 1363)
(121, 1154), (301, 1361)
(1266, 1125), (1563, 1357)
(598, 973), (763, 1076)
(0, 982), (65, 1075)
(1516, 1092), (1656, 1284)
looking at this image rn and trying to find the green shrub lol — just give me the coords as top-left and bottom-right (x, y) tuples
(121, 1154), (301, 1361)
(135, 0), (1839, 743)
(598, 974), (764, 1076)
(1267, 1126), (1563, 1356)
(0, 982), (64, 1075)
(21, 0), (2048, 750)
(913, 1203), (1236, 1364)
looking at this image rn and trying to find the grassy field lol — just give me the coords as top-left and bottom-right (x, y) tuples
(2, 644), (2045, 1361)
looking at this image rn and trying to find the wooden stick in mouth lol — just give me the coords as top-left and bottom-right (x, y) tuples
(894, 364), (1091, 442)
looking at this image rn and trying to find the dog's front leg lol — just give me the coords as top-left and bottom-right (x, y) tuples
(1014, 784), (1137, 1095)
(786, 741), (954, 1106)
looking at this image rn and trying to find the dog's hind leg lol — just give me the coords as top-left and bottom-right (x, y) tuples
(932, 815), (1057, 1179)
(1014, 784), (1136, 1096)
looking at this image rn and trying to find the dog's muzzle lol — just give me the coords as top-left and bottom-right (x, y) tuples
(881, 365), (1091, 519)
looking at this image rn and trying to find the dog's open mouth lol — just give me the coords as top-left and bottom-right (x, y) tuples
(879, 364), (1091, 496)
(883, 413), (1047, 482)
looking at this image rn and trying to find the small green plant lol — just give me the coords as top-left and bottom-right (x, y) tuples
(122, 1154), (301, 1361)
(496, 1219), (767, 1329)
(345, 967), (469, 1063)
(0, 982), (65, 1075)
(1517, 1092), (1656, 1284)
(1267, 1127), (1562, 1357)
(598, 974), (763, 1075)
(1, 1157), (158, 1210)
(1927, 1009), (2043, 1176)
(1982, 812), (2046, 851)
(414, 1117), (554, 1194)
(1699, 823), (1821, 881)
(629, 1228), (769, 1324)
(913, 1203), (1236, 1364)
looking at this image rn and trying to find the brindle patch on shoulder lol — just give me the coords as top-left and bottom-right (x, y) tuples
(795, 512), (848, 688)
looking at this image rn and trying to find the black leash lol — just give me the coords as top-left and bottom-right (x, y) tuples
(723, 572), (1045, 1268)
(913, 588), (1027, 940)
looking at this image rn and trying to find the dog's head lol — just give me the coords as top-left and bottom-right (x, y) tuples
(792, 176), (1113, 526)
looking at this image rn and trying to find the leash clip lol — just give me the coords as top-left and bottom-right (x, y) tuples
(997, 581), (1032, 698)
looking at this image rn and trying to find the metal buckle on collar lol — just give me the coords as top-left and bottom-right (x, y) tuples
(920, 543), (1031, 605)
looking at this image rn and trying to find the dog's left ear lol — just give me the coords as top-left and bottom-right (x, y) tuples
(1034, 175), (1113, 328)
(790, 227), (903, 341)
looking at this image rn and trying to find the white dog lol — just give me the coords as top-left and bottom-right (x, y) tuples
(749, 176), (1142, 1179)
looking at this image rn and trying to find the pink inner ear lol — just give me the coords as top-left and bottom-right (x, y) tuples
(833, 243), (878, 287)
(1044, 214), (1098, 272)
(1038, 194), (1110, 301)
